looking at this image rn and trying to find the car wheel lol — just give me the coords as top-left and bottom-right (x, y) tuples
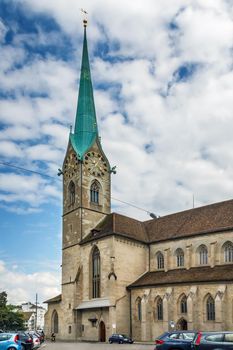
(109, 340), (112, 344)
(119, 340), (123, 344)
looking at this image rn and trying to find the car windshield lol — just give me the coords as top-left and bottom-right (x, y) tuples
(183, 333), (196, 340)
(157, 332), (170, 339)
(169, 333), (179, 339)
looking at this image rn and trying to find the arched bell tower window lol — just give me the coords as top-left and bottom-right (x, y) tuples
(92, 246), (100, 298)
(90, 180), (100, 204)
(68, 181), (75, 205)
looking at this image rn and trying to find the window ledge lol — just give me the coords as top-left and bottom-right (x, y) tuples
(90, 202), (103, 210)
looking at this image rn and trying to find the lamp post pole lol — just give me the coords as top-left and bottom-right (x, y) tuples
(35, 293), (38, 331)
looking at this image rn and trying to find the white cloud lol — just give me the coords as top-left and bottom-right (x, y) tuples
(0, 173), (60, 209)
(41, 123), (69, 150)
(0, 125), (38, 141)
(25, 144), (63, 163)
(0, 0), (233, 313)
(0, 260), (60, 304)
(0, 0), (233, 220)
(0, 141), (23, 157)
(0, 45), (26, 72)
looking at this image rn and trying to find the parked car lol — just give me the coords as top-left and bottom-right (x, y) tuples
(17, 332), (33, 350)
(27, 332), (40, 349)
(109, 334), (134, 344)
(155, 331), (196, 350)
(30, 335), (40, 349)
(35, 331), (44, 343)
(193, 331), (233, 349)
(0, 332), (21, 350)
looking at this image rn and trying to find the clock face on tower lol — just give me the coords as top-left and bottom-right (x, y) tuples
(64, 153), (79, 179)
(84, 152), (108, 177)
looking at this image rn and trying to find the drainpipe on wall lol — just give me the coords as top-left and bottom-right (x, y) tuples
(129, 289), (132, 338)
(149, 244), (151, 271)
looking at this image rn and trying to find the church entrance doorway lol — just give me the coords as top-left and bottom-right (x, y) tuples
(99, 321), (106, 342)
(176, 318), (188, 330)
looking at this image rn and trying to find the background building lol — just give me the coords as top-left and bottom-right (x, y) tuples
(22, 311), (35, 331)
(21, 302), (46, 330)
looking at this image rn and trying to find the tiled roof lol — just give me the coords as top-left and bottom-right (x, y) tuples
(145, 199), (233, 242)
(80, 212), (148, 244)
(44, 294), (62, 304)
(80, 199), (233, 245)
(128, 264), (233, 289)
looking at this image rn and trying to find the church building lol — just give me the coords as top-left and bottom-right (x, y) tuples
(44, 20), (233, 342)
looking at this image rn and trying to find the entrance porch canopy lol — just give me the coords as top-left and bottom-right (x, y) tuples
(75, 298), (114, 310)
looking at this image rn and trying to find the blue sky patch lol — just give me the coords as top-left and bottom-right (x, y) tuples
(174, 63), (200, 82)
(0, 0), (73, 61)
(144, 142), (155, 154)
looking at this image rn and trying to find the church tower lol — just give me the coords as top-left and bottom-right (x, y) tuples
(46, 19), (147, 342)
(61, 19), (111, 301)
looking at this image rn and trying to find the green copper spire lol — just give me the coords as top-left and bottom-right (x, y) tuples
(70, 20), (98, 160)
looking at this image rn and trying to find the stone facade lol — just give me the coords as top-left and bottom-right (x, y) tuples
(131, 282), (232, 340)
(130, 230), (233, 340)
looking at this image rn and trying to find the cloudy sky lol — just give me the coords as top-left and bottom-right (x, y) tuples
(0, 0), (233, 305)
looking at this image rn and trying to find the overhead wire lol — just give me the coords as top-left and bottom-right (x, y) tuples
(0, 160), (156, 215)
(0, 161), (61, 181)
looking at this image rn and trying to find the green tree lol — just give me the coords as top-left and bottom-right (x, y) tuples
(0, 291), (25, 331)
(0, 291), (7, 308)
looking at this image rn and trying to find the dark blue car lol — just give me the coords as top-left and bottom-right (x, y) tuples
(193, 331), (233, 349)
(155, 331), (196, 350)
(109, 334), (134, 344)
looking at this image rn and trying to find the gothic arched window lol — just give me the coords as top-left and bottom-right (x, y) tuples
(198, 245), (208, 265)
(206, 295), (215, 321)
(92, 246), (100, 298)
(90, 181), (100, 204)
(224, 242), (233, 263)
(180, 295), (187, 314)
(68, 181), (75, 205)
(157, 297), (163, 320)
(52, 310), (59, 333)
(157, 252), (164, 269)
(136, 298), (142, 321)
(176, 248), (184, 267)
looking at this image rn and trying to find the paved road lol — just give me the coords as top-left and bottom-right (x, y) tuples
(41, 341), (153, 350)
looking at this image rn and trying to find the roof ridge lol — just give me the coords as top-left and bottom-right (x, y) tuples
(112, 211), (143, 223)
(145, 198), (233, 224)
(128, 264), (233, 289)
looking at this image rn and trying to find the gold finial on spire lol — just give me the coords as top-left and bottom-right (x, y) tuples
(80, 8), (88, 27)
